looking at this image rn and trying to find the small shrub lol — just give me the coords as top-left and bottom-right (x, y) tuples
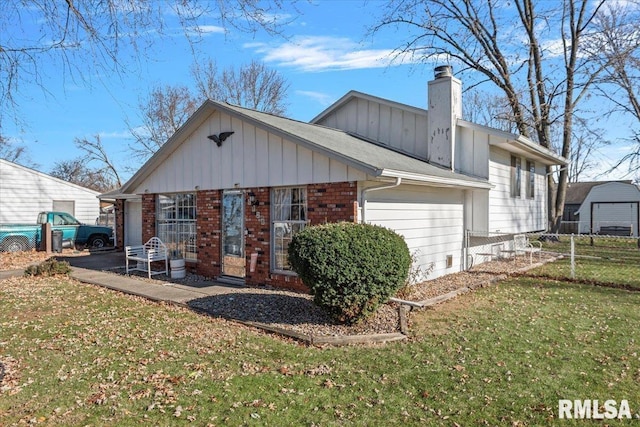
(24, 259), (71, 277)
(288, 222), (411, 324)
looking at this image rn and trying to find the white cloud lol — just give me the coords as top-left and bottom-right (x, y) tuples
(184, 25), (225, 37)
(98, 129), (135, 139)
(247, 36), (417, 72)
(296, 90), (334, 106)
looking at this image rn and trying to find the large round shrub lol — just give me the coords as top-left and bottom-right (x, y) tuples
(288, 222), (411, 324)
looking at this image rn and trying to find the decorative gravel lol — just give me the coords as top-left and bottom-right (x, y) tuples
(110, 267), (402, 338)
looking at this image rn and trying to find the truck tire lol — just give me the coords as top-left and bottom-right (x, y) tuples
(87, 235), (108, 250)
(1, 237), (29, 252)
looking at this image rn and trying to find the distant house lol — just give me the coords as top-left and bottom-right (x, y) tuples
(0, 158), (101, 224)
(105, 66), (565, 290)
(564, 181), (640, 236)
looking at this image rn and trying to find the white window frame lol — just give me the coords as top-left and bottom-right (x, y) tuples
(526, 160), (535, 199)
(271, 186), (307, 274)
(156, 193), (197, 261)
(511, 156), (522, 198)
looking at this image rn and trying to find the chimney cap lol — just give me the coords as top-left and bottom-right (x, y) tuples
(434, 65), (453, 78)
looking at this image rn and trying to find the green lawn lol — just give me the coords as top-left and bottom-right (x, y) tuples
(1, 272), (639, 425)
(534, 235), (640, 289)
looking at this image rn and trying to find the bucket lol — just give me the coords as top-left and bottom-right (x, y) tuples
(170, 258), (186, 279)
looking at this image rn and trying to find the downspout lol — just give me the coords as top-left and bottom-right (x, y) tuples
(360, 177), (402, 223)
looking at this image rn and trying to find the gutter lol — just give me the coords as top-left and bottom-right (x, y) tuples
(360, 177), (402, 223)
(381, 169), (492, 190)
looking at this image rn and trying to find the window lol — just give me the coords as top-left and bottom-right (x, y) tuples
(526, 160), (535, 199)
(271, 187), (307, 272)
(511, 156), (521, 198)
(53, 200), (75, 216)
(156, 193), (197, 260)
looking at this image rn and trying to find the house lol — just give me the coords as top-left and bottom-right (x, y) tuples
(565, 181), (640, 236)
(0, 158), (101, 224)
(104, 66), (566, 291)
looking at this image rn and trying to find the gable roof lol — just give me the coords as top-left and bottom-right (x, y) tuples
(310, 90), (428, 124)
(566, 180), (634, 205)
(0, 158), (100, 196)
(118, 100), (492, 194)
(310, 91), (566, 166)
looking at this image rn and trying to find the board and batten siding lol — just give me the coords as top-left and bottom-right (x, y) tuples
(455, 126), (490, 179)
(576, 182), (640, 235)
(487, 145), (547, 233)
(364, 184), (465, 280)
(315, 97), (429, 161)
(133, 111), (368, 194)
(0, 159), (100, 224)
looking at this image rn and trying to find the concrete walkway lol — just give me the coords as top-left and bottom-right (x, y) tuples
(71, 267), (243, 304)
(1, 251), (245, 306)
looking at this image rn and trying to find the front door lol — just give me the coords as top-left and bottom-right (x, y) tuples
(222, 191), (246, 278)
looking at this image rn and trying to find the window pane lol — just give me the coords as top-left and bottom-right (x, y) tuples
(271, 187), (307, 272)
(511, 156), (522, 198)
(156, 193), (197, 260)
(527, 160), (535, 199)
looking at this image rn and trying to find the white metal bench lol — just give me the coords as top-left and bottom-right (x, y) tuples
(125, 237), (169, 278)
(513, 234), (542, 264)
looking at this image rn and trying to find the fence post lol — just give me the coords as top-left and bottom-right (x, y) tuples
(570, 234), (575, 279)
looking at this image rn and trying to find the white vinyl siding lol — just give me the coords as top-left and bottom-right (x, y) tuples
(0, 159), (100, 224)
(364, 184), (465, 280)
(133, 111), (367, 194)
(488, 147), (546, 233)
(315, 97), (429, 160)
(455, 126), (490, 179)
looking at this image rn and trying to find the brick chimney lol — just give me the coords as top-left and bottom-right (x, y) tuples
(427, 65), (462, 169)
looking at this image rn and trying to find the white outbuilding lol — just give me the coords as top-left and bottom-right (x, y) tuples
(0, 158), (101, 224)
(574, 181), (640, 236)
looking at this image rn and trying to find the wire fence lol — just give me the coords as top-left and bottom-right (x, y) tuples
(466, 230), (640, 289)
(0, 231), (39, 252)
(559, 220), (638, 236)
(530, 233), (640, 288)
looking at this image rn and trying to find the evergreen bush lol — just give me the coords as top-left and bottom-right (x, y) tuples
(288, 222), (411, 324)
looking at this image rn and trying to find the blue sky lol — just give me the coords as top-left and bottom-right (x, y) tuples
(3, 0), (634, 182)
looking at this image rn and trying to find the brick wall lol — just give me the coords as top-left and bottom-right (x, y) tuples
(244, 187), (272, 287)
(137, 182), (358, 292)
(141, 194), (156, 243)
(114, 199), (125, 250)
(246, 181), (358, 292)
(195, 189), (222, 278)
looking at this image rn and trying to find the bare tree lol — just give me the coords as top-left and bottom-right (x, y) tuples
(128, 85), (198, 162)
(127, 60), (289, 162)
(568, 118), (608, 183)
(0, 0), (296, 126)
(74, 135), (123, 188)
(50, 158), (115, 192)
(463, 89), (519, 134)
(586, 2), (640, 175)
(192, 59), (289, 116)
(0, 134), (36, 167)
(370, 0), (626, 231)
